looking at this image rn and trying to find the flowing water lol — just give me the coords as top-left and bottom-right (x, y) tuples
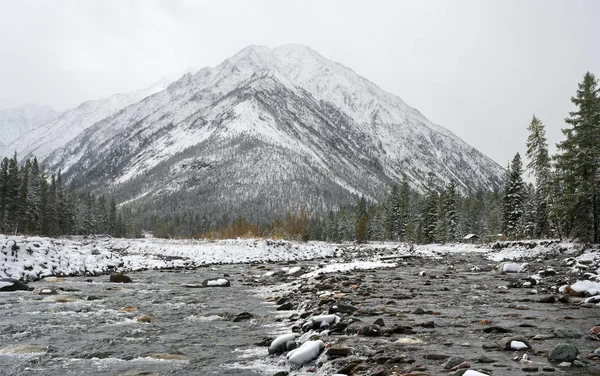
(0, 265), (282, 376)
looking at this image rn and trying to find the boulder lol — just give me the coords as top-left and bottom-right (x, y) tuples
(109, 273), (132, 283)
(0, 278), (34, 292)
(548, 343), (579, 363)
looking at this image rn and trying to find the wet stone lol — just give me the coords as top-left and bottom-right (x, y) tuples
(444, 357), (466, 369)
(326, 347), (350, 357)
(548, 343), (579, 363)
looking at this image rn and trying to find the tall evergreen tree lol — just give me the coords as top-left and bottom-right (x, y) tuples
(421, 173), (439, 243)
(436, 180), (458, 243)
(398, 174), (411, 240)
(503, 153), (525, 239)
(555, 72), (600, 242)
(526, 115), (551, 237)
(6, 154), (21, 234)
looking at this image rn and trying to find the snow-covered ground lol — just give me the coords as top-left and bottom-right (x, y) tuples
(0, 235), (339, 281)
(2, 235), (599, 296)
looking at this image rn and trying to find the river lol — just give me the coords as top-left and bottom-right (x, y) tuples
(0, 264), (284, 376)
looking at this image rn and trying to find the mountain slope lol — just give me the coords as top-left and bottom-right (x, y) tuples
(0, 104), (58, 149)
(42, 44), (505, 221)
(0, 71), (194, 161)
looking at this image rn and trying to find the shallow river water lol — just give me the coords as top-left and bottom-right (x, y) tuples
(2, 248), (599, 376)
(0, 265), (279, 376)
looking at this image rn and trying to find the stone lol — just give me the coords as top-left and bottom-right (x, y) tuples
(548, 343), (578, 363)
(483, 326), (510, 333)
(232, 312), (254, 322)
(553, 329), (580, 339)
(444, 357), (466, 369)
(449, 361), (470, 371)
(538, 296), (556, 303)
(273, 372), (289, 376)
(370, 366), (387, 376)
(201, 278), (230, 287)
(589, 326), (600, 340)
(0, 278), (34, 292)
(39, 288), (58, 295)
(277, 302), (294, 311)
(423, 353), (450, 360)
(358, 324), (382, 337)
(109, 273), (132, 283)
(329, 304), (358, 314)
(497, 336), (531, 350)
(373, 318), (385, 327)
(521, 366), (539, 372)
(326, 347), (350, 357)
(572, 360), (586, 367)
(476, 355), (496, 363)
(136, 314), (153, 323)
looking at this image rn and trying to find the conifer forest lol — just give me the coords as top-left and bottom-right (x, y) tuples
(2, 72), (598, 244)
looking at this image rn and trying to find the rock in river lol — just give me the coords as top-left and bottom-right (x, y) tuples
(109, 273), (132, 283)
(548, 343), (579, 363)
(0, 278), (34, 292)
(202, 278), (231, 287)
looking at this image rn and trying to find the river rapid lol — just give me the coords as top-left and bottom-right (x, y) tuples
(0, 264), (283, 376)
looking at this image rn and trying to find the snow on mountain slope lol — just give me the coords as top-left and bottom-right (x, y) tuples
(0, 104), (58, 148)
(0, 69), (195, 161)
(42, 44), (505, 220)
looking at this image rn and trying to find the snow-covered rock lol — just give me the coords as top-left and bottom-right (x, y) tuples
(269, 333), (298, 355)
(286, 340), (324, 366)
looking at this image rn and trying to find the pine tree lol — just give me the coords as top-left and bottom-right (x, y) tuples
(26, 158), (43, 234)
(398, 175), (411, 240)
(555, 72), (600, 242)
(385, 184), (399, 239)
(521, 183), (537, 239)
(436, 180), (458, 243)
(356, 214), (368, 243)
(17, 160), (30, 233)
(526, 115), (551, 237)
(421, 173), (439, 243)
(109, 197), (118, 236)
(0, 157), (8, 231)
(503, 153), (525, 239)
(6, 154), (21, 234)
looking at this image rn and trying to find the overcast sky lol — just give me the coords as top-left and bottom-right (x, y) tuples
(1, 0), (599, 167)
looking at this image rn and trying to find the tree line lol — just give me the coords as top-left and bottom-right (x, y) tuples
(3, 72), (598, 243)
(158, 71), (598, 244)
(0, 154), (141, 237)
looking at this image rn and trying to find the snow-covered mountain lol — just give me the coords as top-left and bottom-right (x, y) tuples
(0, 71), (194, 161)
(42, 44), (505, 221)
(0, 104), (58, 149)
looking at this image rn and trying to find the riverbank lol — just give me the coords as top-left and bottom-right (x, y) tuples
(254, 241), (600, 376)
(0, 235), (339, 281)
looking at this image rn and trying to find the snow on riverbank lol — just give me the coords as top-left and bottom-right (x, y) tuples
(2, 234), (598, 283)
(1, 235), (339, 281)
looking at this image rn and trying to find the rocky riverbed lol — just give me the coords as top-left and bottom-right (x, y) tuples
(254, 242), (600, 376)
(1, 238), (599, 376)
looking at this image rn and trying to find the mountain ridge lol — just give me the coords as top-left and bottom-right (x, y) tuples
(19, 44), (503, 221)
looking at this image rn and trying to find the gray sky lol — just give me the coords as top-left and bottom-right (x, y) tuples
(1, 0), (599, 167)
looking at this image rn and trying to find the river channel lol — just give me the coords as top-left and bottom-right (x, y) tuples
(0, 264), (282, 376)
